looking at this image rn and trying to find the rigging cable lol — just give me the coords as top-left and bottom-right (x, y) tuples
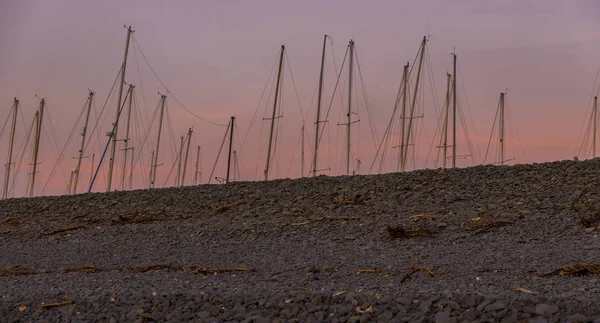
(131, 36), (227, 127)
(41, 97), (89, 194)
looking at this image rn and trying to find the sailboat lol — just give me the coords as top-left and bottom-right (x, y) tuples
(484, 92), (515, 165)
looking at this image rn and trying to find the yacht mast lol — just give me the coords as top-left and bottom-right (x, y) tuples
(452, 52), (457, 168)
(149, 94), (166, 188)
(226, 116), (235, 183)
(29, 98), (45, 198)
(402, 37), (427, 170)
(3, 98), (18, 199)
(301, 124), (305, 177)
(194, 146), (201, 185)
(594, 96), (598, 158)
(175, 135), (184, 187)
(72, 91), (94, 194)
(443, 73), (451, 168)
(500, 92), (505, 165)
(107, 25), (133, 192)
(181, 128), (192, 186)
(399, 63), (408, 172)
(264, 45), (285, 181)
(120, 84), (134, 190)
(313, 35), (328, 177)
(346, 39), (355, 176)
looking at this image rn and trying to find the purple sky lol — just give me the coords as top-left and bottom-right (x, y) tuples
(1, 0), (600, 197)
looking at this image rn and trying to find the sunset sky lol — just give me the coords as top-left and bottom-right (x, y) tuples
(1, 0), (600, 197)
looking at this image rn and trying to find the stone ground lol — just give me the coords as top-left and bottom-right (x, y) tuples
(1, 159), (600, 322)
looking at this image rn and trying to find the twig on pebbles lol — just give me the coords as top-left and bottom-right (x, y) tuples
(386, 225), (434, 239)
(214, 200), (247, 214)
(40, 299), (73, 308)
(400, 265), (437, 283)
(541, 261), (600, 277)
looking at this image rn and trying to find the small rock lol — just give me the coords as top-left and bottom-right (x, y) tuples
(535, 303), (559, 316)
(435, 311), (451, 323)
(567, 314), (587, 323)
(485, 301), (506, 312)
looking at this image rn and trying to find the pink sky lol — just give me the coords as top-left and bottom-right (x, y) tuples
(1, 0), (600, 197)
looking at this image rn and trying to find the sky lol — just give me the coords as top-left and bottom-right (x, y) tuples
(1, 0), (600, 197)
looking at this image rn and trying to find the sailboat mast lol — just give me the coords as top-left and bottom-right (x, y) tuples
(226, 116), (235, 183)
(88, 153), (95, 189)
(3, 98), (18, 199)
(29, 98), (45, 198)
(313, 35), (328, 177)
(181, 128), (192, 187)
(399, 63), (408, 172)
(150, 94), (166, 188)
(175, 135), (184, 187)
(594, 96), (598, 158)
(73, 91), (94, 194)
(500, 92), (505, 165)
(129, 147), (134, 189)
(443, 73), (451, 169)
(403, 37), (427, 170)
(148, 151), (154, 189)
(452, 53), (457, 168)
(233, 151), (239, 181)
(301, 124), (305, 177)
(346, 40), (355, 175)
(264, 45), (285, 181)
(120, 84), (134, 190)
(107, 25), (133, 192)
(194, 146), (201, 185)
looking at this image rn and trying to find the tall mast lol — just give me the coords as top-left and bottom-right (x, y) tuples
(233, 151), (239, 181)
(107, 25), (134, 192)
(194, 146), (201, 185)
(452, 52), (457, 168)
(399, 63), (409, 172)
(29, 98), (45, 198)
(443, 73), (452, 169)
(403, 37), (427, 170)
(301, 124), (305, 177)
(346, 39), (355, 176)
(181, 128), (192, 187)
(120, 84), (134, 190)
(88, 153), (95, 189)
(500, 92), (505, 165)
(72, 91), (94, 195)
(3, 98), (18, 199)
(148, 151), (154, 189)
(175, 135), (184, 187)
(264, 45), (285, 181)
(226, 116), (235, 183)
(129, 147), (134, 189)
(150, 94), (166, 188)
(313, 35), (328, 177)
(594, 96), (598, 158)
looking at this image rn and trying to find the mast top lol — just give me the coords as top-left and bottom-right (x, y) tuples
(124, 25), (135, 33)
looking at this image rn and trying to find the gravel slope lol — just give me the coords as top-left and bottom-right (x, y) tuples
(1, 159), (600, 322)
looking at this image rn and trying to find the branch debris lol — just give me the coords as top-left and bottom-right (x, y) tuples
(386, 225), (434, 239)
(541, 261), (600, 277)
(63, 266), (99, 274)
(215, 200), (247, 214)
(183, 266), (250, 275)
(291, 216), (361, 226)
(40, 299), (73, 308)
(0, 266), (36, 277)
(461, 218), (513, 233)
(401, 265), (437, 283)
(133, 264), (175, 273)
